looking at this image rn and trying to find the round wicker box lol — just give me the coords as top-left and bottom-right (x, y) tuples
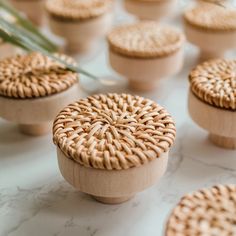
(165, 184), (236, 236)
(0, 52), (80, 136)
(107, 22), (185, 91)
(184, 4), (236, 61)
(53, 93), (176, 204)
(188, 59), (236, 149)
(45, 0), (113, 54)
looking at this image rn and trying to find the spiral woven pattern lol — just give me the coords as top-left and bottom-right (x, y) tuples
(107, 22), (185, 59)
(53, 93), (176, 170)
(184, 4), (236, 31)
(189, 59), (236, 110)
(0, 52), (78, 99)
(46, 0), (112, 21)
(165, 184), (236, 236)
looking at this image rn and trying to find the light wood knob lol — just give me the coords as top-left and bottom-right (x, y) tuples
(184, 6), (236, 61)
(188, 91), (236, 149)
(53, 93), (176, 204)
(47, 12), (113, 55)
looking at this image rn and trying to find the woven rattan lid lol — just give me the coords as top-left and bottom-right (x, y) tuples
(165, 184), (236, 236)
(107, 22), (185, 59)
(45, 0), (112, 21)
(184, 4), (236, 31)
(189, 59), (236, 110)
(53, 93), (176, 170)
(0, 52), (78, 99)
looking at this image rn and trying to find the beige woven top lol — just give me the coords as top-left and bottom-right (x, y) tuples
(0, 52), (78, 99)
(184, 4), (236, 31)
(107, 22), (185, 59)
(45, 0), (112, 21)
(53, 93), (176, 170)
(189, 59), (236, 110)
(165, 184), (236, 236)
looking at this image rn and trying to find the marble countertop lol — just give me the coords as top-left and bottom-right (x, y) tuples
(1, 1), (236, 236)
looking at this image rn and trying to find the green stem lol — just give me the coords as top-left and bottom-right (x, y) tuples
(0, 18), (98, 80)
(0, 0), (58, 52)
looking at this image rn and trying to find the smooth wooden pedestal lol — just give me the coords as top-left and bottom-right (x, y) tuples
(10, 0), (45, 26)
(64, 42), (95, 55)
(92, 195), (134, 204)
(18, 123), (51, 136)
(0, 84), (80, 136)
(109, 49), (184, 91)
(48, 12), (113, 55)
(188, 91), (236, 149)
(185, 23), (236, 61)
(128, 78), (158, 92)
(124, 0), (177, 21)
(209, 134), (236, 149)
(199, 50), (225, 62)
(57, 148), (169, 204)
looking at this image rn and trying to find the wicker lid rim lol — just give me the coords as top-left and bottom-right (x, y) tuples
(107, 22), (185, 59)
(165, 184), (236, 236)
(53, 93), (176, 170)
(45, 0), (113, 21)
(0, 52), (78, 99)
(189, 59), (236, 110)
(184, 5), (236, 32)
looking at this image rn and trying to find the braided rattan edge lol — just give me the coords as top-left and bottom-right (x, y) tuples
(189, 59), (236, 110)
(45, 0), (112, 21)
(0, 52), (78, 99)
(184, 6), (236, 32)
(165, 184), (236, 236)
(53, 93), (176, 170)
(107, 23), (185, 59)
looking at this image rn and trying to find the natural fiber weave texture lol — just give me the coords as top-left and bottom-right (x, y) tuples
(107, 22), (185, 59)
(165, 184), (236, 236)
(189, 59), (236, 110)
(0, 52), (78, 99)
(53, 93), (176, 170)
(184, 4), (236, 31)
(46, 0), (112, 21)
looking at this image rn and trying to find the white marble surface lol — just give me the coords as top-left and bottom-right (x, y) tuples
(1, 1), (236, 236)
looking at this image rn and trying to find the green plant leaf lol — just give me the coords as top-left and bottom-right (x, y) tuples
(0, 0), (58, 52)
(0, 17), (98, 80)
(0, 1), (109, 82)
(0, 28), (29, 50)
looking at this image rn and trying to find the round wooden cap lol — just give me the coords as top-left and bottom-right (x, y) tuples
(165, 184), (236, 236)
(0, 52), (78, 99)
(107, 22), (185, 59)
(53, 93), (176, 170)
(45, 0), (112, 21)
(184, 4), (236, 31)
(189, 59), (236, 110)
